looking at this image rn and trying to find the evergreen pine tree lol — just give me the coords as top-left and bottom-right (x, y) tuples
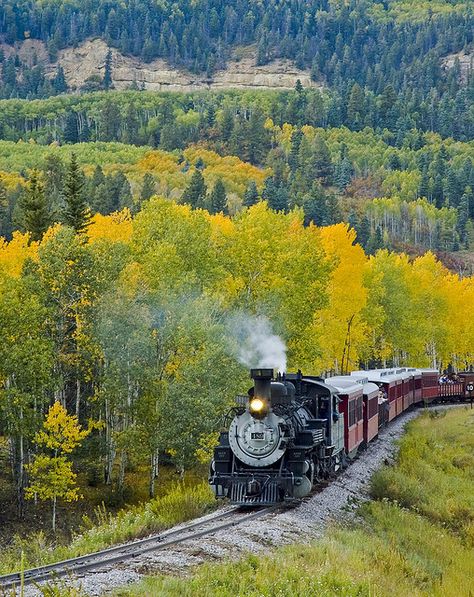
(123, 102), (139, 145)
(52, 66), (67, 94)
(92, 164), (106, 188)
(206, 104), (216, 128)
(263, 178), (288, 212)
(347, 83), (365, 130)
(311, 135), (333, 183)
(91, 182), (113, 215)
(118, 179), (133, 211)
(0, 180), (8, 237)
(457, 190), (469, 245)
(432, 173), (445, 208)
(444, 168), (460, 207)
(63, 153), (90, 234)
(63, 111), (79, 144)
(303, 191), (325, 226)
(324, 193), (341, 225)
(20, 170), (51, 242)
(220, 108), (234, 143)
(208, 179), (227, 214)
(367, 226), (384, 255)
(243, 181), (259, 207)
(335, 157), (353, 191)
(103, 49), (113, 90)
(289, 128), (303, 171)
(182, 169), (207, 209)
(418, 167), (430, 199)
(99, 100), (121, 141)
(464, 185), (474, 219)
(357, 214), (371, 248)
(140, 173), (156, 201)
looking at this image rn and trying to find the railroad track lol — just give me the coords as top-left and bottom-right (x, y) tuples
(0, 505), (277, 591)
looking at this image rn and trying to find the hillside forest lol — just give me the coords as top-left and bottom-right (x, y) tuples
(0, 0), (473, 540)
(1, 90), (474, 260)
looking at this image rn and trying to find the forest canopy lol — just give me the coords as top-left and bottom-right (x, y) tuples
(1, 201), (472, 513)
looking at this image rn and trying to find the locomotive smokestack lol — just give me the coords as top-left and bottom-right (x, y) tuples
(250, 368), (273, 401)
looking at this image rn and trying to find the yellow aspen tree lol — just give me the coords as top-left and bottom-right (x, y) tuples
(313, 223), (368, 373)
(26, 402), (92, 532)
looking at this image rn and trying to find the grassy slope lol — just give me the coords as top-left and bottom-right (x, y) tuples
(116, 407), (474, 597)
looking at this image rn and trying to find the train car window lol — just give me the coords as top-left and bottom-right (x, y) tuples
(357, 396), (363, 420)
(368, 396), (378, 418)
(349, 399), (356, 426)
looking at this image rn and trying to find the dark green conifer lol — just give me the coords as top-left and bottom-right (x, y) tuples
(63, 153), (90, 234)
(208, 179), (227, 214)
(182, 169), (207, 209)
(103, 49), (113, 90)
(141, 173), (156, 201)
(243, 181), (259, 207)
(20, 170), (51, 242)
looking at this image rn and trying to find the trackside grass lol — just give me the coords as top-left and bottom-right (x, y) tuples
(115, 407), (474, 597)
(0, 482), (215, 575)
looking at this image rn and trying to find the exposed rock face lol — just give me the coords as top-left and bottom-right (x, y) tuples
(442, 50), (473, 83)
(58, 39), (318, 91)
(0, 38), (49, 66)
(1, 37), (318, 92)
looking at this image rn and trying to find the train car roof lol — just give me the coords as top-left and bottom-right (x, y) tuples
(351, 370), (403, 384)
(355, 368), (418, 380)
(362, 381), (380, 396)
(325, 376), (363, 396)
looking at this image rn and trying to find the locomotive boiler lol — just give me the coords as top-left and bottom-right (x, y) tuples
(209, 368), (345, 505)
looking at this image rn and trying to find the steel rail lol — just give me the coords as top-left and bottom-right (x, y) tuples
(0, 506), (277, 590)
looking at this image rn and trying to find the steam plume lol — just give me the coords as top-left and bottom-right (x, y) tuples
(226, 313), (287, 373)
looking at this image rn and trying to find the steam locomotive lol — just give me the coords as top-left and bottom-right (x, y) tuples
(209, 367), (473, 505)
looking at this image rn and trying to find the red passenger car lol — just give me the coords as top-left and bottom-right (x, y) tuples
(418, 369), (439, 403)
(407, 368), (422, 403)
(326, 377), (364, 458)
(362, 380), (380, 445)
(351, 370), (401, 421)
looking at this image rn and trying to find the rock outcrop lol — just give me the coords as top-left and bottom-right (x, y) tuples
(57, 39), (318, 91)
(441, 50), (473, 83)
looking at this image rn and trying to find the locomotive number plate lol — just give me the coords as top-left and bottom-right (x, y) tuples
(251, 432), (265, 439)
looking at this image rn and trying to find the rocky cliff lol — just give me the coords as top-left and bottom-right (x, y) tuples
(2, 38), (318, 92)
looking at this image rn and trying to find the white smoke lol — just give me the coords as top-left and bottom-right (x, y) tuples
(226, 313), (287, 373)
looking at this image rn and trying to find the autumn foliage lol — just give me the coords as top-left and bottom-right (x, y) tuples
(0, 199), (472, 522)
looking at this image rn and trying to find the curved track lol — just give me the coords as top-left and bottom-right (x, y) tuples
(0, 506), (277, 590)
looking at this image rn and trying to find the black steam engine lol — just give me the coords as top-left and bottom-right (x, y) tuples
(209, 369), (345, 505)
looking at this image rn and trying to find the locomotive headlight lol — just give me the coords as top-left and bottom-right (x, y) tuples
(249, 398), (267, 417)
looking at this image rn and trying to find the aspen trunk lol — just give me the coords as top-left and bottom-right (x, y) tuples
(149, 450), (160, 498)
(75, 379), (81, 418)
(118, 450), (127, 496)
(105, 397), (115, 485)
(52, 497), (57, 533)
